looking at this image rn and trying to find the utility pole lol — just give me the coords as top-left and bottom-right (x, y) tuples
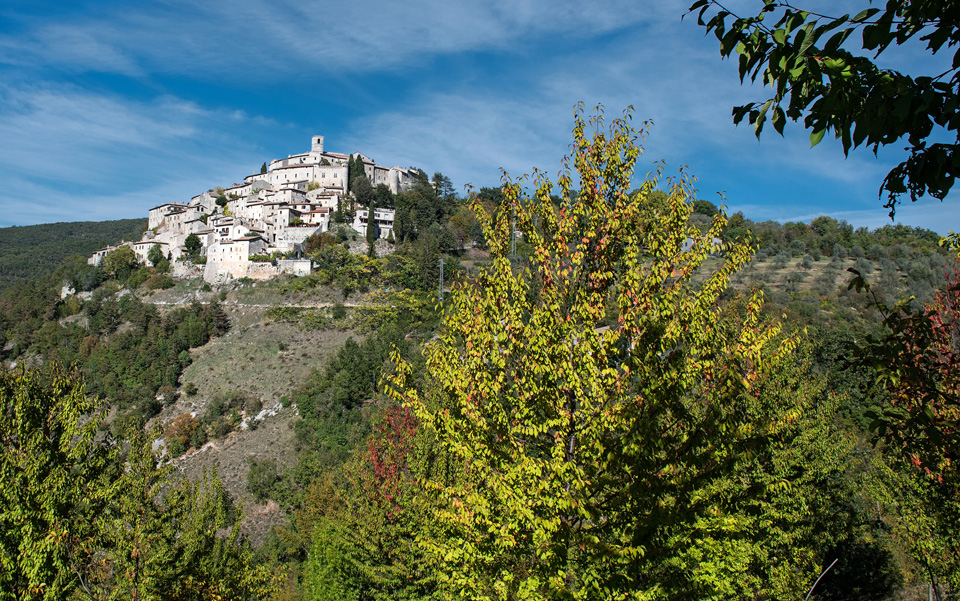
(438, 258), (444, 302)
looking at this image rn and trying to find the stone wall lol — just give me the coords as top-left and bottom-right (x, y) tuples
(172, 261), (204, 279)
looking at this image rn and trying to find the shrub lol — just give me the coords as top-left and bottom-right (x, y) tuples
(167, 439), (186, 458)
(165, 413), (199, 452)
(247, 458), (278, 502)
(145, 274), (174, 290)
(157, 385), (177, 404)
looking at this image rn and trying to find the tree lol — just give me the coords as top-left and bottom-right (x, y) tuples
(0, 364), (115, 600)
(303, 406), (440, 601)
(0, 365), (282, 600)
(349, 155), (367, 192)
(689, 0), (960, 217)
(849, 268), (960, 597)
(184, 233), (201, 256)
(352, 176), (374, 206)
(261, 162), (268, 174)
(692, 198), (718, 216)
(432, 172), (454, 201)
(366, 197), (378, 258)
(147, 244), (164, 267)
(386, 107), (814, 599)
(375, 183), (394, 209)
(101, 246), (139, 281)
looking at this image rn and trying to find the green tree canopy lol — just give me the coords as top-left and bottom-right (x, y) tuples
(387, 107), (822, 599)
(0, 365), (282, 600)
(147, 243), (164, 266)
(352, 175), (375, 206)
(689, 0), (960, 216)
(184, 233), (201, 256)
(101, 246), (139, 281)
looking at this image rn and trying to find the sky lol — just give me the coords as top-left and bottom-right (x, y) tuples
(0, 0), (956, 233)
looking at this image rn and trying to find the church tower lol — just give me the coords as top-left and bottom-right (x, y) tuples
(311, 135), (324, 154)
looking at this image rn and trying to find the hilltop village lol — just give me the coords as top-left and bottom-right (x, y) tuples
(89, 136), (417, 283)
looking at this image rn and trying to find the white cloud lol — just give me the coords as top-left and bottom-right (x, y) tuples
(0, 82), (279, 225)
(0, 0), (662, 79)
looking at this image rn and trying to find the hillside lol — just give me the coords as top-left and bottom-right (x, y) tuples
(2, 196), (957, 600)
(0, 218), (147, 291)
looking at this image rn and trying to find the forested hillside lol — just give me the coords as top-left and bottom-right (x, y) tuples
(2, 116), (959, 599)
(0, 218), (146, 291)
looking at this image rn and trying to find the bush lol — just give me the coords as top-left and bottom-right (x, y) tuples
(868, 244), (887, 261)
(146, 274), (174, 290)
(157, 385), (177, 404)
(247, 458), (279, 502)
(167, 439), (186, 458)
(165, 413), (199, 452)
(184, 382), (199, 397)
(127, 267), (152, 289)
(211, 417), (233, 438)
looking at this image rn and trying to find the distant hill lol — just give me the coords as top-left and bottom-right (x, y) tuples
(0, 218), (147, 291)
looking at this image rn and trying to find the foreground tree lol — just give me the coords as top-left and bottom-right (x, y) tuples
(0, 365), (283, 600)
(304, 406), (440, 601)
(0, 365), (114, 600)
(851, 268), (960, 597)
(689, 0), (960, 216)
(386, 106), (826, 600)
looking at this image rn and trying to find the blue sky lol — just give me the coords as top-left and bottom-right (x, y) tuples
(0, 0), (956, 233)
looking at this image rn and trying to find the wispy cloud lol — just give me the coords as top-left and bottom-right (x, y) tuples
(0, 81), (281, 225)
(0, 0), (659, 79)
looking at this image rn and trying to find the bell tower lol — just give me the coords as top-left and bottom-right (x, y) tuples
(311, 135), (324, 154)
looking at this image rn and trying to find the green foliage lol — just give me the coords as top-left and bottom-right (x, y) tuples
(145, 273), (174, 290)
(690, 0), (960, 215)
(6, 296), (233, 419)
(847, 269), (960, 596)
(185, 233), (202, 256)
(388, 107), (812, 599)
(147, 243), (164, 266)
(0, 366), (283, 600)
(248, 458), (280, 502)
(303, 406), (439, 601)
(0, 364), (113, 600)
(691, 198), (718, 216)
(353, 176), (374, 207)
(101, 246), (139, 282)
(0, 218), (146, 292)
(432, 171), (454, 201)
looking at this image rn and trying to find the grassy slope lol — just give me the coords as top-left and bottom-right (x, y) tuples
(0, 218), (147, 291)
(140, 281), (360, 544)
